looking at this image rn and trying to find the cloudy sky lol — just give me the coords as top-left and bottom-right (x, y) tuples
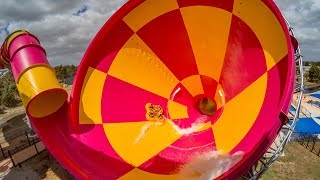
(0, 0), (319, 66)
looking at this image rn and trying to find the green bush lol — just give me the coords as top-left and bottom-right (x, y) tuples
(0, 72), (19, 108)
(1, 86), (18, 107)
(308, 65), (320, 82)
(54, 65), (78, 82)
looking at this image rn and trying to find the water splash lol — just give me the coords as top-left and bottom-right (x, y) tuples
(179, 151), (244, 180)
(133, 121), (164, 144)
(134, 115), (208, 144)
(167, 116), (209, 135)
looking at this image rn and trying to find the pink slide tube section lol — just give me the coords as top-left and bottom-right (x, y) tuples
(6, 33), (49, 80)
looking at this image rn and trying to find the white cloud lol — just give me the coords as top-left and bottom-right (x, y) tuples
(0, 0), (126, 66)
(275, 0), (320, 60)
(0, 0), (319, 66)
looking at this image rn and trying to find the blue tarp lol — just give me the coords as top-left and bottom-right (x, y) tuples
(290, 105), (296, 112)
(309, 90), (320, 99)
(290, 117), (320, 135)
(310, 94), (320, 99)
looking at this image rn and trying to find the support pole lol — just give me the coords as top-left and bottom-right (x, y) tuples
(26, 131), (31, 146)
(0, 143), (6, 158)
(8, 150), (15, 167)
(311, 135), (317, 153)
(33, 139), (38, 154)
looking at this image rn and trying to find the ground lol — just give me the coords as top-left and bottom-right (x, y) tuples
(63, 85), (72, 95)
(1, 142), (319, 179)
(0, 84), (74, 179)
(263, 142), (320, 180)
(1, 150), (74, 180)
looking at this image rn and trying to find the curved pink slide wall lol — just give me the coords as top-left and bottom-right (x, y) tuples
(0, 0), (295, 179)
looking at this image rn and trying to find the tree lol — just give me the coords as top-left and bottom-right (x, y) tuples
(311, 61), (320, 67)
(308, 65), (320, 82)
(54, 65), (78, 82)
(1, 86), (18, 107)
(65, 65), (77, 77)
(0, 72), (19, 108)
(304, 61), (310, 66)
(54, 65), (67, 81)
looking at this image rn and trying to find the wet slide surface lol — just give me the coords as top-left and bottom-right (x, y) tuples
(23, 0), (295, 179)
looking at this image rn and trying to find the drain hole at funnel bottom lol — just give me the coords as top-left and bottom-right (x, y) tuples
(198, 97), (216, 116)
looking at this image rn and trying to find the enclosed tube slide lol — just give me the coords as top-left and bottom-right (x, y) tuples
(0, 0), (295, 179)
(0, 30), (68, 118)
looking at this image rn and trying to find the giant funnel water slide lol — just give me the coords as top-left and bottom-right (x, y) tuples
(0, 0), (296, 179)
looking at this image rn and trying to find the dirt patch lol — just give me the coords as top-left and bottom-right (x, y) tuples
(0, 113), (33, 160)
(0, 106), (24, 122)
(0, 85), (74, 179)
(2, 150), (74, 180)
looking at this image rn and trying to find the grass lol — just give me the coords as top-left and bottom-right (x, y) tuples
(263, 142), (320, 180)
